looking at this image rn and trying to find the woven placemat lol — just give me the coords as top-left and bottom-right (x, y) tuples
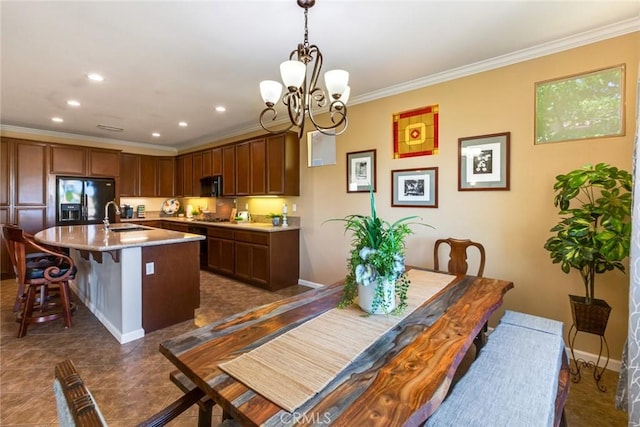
(219, 269), (454, 412)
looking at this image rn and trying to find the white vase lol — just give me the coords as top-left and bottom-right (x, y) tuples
(358, 278), (396, 314)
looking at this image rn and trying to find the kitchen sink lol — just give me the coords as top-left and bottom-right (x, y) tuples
(108, 225), (149, 232)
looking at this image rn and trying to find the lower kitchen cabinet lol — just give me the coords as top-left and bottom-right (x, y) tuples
(207, 227), (235, 276)
(206, 226), (299, 291)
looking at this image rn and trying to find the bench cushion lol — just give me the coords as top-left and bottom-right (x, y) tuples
(500, 310), (564, 336)
(425, 323), (565, 427)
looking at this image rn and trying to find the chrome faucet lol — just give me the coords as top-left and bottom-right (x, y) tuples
(104, 200), (121, 229)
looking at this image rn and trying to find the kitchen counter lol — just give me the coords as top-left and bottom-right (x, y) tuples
(35, 223), (205, 251)
(34, 225), (202, 344)
(121, 216), (300, 232)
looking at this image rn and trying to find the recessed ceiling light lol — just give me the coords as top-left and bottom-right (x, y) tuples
(87, 73), (104, 82)
(152, 132), (161, 137)
(51, 117), (64, 123)
(67, 100), (81, 107)
(178, 121), (188, 127)
(215, 106), (226, 113)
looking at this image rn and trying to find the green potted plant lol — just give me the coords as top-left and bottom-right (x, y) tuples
(326, 188), (431, 315)
(544, 163), (632, 335)
(267, 212), (283, 226)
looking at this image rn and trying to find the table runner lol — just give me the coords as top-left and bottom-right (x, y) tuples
(218, 269), (455, 412)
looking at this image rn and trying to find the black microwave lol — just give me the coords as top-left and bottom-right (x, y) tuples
(200, 175), (222, 197)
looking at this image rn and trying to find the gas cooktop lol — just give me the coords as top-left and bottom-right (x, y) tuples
(200, 218), (230, 223)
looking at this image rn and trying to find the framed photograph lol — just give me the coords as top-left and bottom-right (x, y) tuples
(347, 149), (376, 192)
(458, 132), (510, 191)
(535, 64), (625, 144)
(391, 167), (438, 208)
(393, 105), (439, 158)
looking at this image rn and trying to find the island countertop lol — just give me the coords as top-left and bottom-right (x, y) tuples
(34, 224), (205, 251)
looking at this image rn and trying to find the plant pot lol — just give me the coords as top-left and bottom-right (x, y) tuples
(358, 279), (396, 314)
(569, 294), (611, 336)
(271, 217), (281, 226)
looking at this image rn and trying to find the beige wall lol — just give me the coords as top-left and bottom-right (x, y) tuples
(296, 32), (638, 359)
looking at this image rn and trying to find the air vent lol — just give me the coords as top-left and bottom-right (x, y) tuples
(97, 124), (124, 132)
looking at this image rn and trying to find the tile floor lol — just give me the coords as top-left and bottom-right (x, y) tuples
(0, 271), (630, 426)
(0, 272), (310, 426)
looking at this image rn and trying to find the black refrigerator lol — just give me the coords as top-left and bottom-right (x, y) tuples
(56, 176), (116, 225)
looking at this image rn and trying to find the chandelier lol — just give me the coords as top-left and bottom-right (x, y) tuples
(258, 0), (349, 138)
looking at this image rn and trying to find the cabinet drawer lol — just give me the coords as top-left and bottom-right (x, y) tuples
(235, 230), (269, 245)
(208, 227), (234, 239)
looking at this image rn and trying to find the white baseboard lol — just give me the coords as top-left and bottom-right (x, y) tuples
(297, 278), (325, 288)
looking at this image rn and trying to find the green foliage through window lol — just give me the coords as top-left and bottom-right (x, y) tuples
(535, 65), (624, 144)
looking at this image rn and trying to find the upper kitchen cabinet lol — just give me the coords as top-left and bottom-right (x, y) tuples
(119, 153), (139, 197)
(156, 157), (175, 196)
(266, 132), (299, 195)
(88, 148), (120, 177)
(119, 154), (174, 197)
(211, 147), (222, 175)
(50, 144), (86, 175)
(181, 154), (194, 197)
(50, 145), (120, 177)
(191, 152), (203, 196)
(235, 141), (251, 196)
(222, 145), (236, 196)
(140, 155), (175, 197)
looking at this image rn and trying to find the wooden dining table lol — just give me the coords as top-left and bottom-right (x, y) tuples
(160, 269), (513, 426)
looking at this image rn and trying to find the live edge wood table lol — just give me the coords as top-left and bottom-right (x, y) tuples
(160, 269), (513, 426)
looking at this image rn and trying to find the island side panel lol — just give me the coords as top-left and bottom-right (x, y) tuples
(70, 247), (144, 344)
(141, 241), (200, 333)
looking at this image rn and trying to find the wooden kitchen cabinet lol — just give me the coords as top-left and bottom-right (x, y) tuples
(204, 226), (299, 291)
(212, 147), (222, 175)
(50, 144), (86, 175)
(250, 138), (266, 194)
(156, 157), (175, 196)
(207, 227), (235, 275)
(266, 132), (299, 195)
(119, 153), (139, 196)
(50, 145), (119, 177)
(202, 149), (212, 177)
(192, 151), (203, 195)
(88, 148), (119, 177)
(235, 230), (269, 287)
(139, 155), (156, 196)
(222, 146), (235, 196)
(1, 138), (49, 278)
(181, 154), (194, 196)
(235, 141), (251, 196)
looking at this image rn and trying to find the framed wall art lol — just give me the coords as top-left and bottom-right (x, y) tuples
(393, 105), (439, 158)
(307, 130), (337, 166)
(535, 64), (625, 144)
(391, 167), (438, 208)
(347, 149), (377, 192)
(458, 132), (510, 191)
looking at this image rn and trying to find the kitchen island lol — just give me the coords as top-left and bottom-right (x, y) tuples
(34, 224), (205, 344)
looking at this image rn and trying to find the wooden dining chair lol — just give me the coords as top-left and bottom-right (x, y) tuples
(1, 224), (75, 337)
(433, 237), (486, 277)
(53, 359), (210, 427)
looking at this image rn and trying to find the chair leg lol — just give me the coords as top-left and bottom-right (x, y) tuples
(59, 281), (73, 329)
(13, 281), (26, 312)
(17, 286), (37, 338)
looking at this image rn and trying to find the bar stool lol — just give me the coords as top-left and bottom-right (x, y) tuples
(1, 225), (76, 337)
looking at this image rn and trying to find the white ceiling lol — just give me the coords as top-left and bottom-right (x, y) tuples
(1, 1), (639, 151)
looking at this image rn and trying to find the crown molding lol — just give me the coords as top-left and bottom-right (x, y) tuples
(351, 17), (640, 106)
(0, 124), (177, 154)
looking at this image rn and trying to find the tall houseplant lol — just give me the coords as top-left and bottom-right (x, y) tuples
(544, 163), (631, 334)
(326, 188), (431, 314)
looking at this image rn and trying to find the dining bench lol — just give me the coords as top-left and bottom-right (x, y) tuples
(425, 310), (569, 427)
